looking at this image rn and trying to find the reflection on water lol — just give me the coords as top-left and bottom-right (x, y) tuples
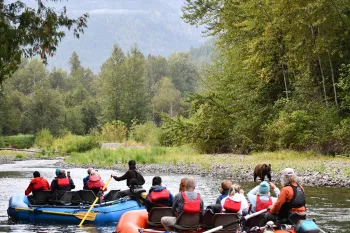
(0, 160), (349, 232)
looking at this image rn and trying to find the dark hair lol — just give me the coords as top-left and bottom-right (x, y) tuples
(128, 160), (136, 166)
(152, 176), (162, 186)
(33, 171), (40, 178)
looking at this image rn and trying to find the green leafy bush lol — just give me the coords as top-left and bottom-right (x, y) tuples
(129, 121), (161, 146)
(35, 129), (54, 148)
(99, 121), (127, 142)
(53, 134), (100, 153)
(0, 135), (35, 149)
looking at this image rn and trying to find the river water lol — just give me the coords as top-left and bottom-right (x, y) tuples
(0, 160), (349, 233)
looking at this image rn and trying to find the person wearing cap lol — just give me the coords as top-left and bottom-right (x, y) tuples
(50, 169), (75, 195)
(259, 168), (306, 226)
(111, 160), (145, 196)
(247, 181), (280, 213)
(144, 176), (174, 212)
(83, 167), (94, 190)
(216, 180), (232, 204)
(25, 171), (50, 196)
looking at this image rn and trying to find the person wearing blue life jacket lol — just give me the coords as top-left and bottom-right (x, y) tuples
(216, 180), (232, 204)
(247, 181), (280, 213)
(145, 176), (174, 212)
(83, 167), (94, 190)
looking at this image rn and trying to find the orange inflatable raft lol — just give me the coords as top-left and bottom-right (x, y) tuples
(114, 209), (298, 233)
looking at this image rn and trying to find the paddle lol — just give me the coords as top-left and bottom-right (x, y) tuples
(15, 207), (97, 221)
(203, 209), (268, 233)
(78, 176), (113, 226)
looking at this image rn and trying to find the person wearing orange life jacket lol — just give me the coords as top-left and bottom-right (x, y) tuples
(221, 183), (249, 216)
(247, 181), (280, 213)
(87, 170), (107, 196)
(145, 176), (174, 212)
(25, 171), (50, 196)
(161, 178), (204, 231)
(259, 168), (306, 226)
(50, 169), (75, 194)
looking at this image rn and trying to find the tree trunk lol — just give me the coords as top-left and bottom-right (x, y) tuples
(318, 55), (328, 106)
(282, 62), (289, 100)
(327, 50), (338, 106)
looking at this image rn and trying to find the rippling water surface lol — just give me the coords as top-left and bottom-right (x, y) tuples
(0, 160), (349, 232)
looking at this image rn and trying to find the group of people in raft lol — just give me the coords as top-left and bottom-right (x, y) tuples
(24, 160), (306, 230)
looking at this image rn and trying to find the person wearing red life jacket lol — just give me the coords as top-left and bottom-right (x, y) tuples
(145, 176), (174, 212)
(247, 181), (280, 213)
(161, 178), (204, 232)
(25, 171), (50, 196)
(221, 183), (249, 216)
(87, 170), (107, 196)
(50, 169), (75, 199)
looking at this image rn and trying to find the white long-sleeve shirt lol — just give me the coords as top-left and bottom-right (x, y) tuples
(221, 193), (249, 216)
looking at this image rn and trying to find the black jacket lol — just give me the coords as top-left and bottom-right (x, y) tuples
(50, 174), (75, 193)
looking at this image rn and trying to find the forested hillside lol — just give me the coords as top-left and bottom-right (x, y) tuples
(40, 0), (208, 72)
(0, 46), (201, 136)
(160, 0), (350, 154)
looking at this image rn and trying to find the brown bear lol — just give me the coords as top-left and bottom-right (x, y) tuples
(254, 164), (272, 182)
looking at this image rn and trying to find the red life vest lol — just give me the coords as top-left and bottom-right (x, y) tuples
(149, 189), (170, 203)
(182, 192), (201, 213)
(57, 177), (70, 187)
(223, 198), (241, 213)
(87, 176), (103, 190)
(256, 195), (272, 211)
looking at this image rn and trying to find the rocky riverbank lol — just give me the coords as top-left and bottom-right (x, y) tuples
(1, 150), (349, 188)
(57, 159), (350, 188)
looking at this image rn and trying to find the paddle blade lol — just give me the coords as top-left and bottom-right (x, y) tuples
(75, 211), (97, 221)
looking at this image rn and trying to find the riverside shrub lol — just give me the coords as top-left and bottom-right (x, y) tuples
(53, 134), (100, 153)
(0, 135), (35, 149)
(129, 121), (161, 146)
(100, 121), (127, 142)
(35, 129), (54, 148)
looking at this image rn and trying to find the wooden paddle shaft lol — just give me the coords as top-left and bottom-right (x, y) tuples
(78, 176), (113, 226)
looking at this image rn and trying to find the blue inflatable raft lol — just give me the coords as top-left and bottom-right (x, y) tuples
(7, 193), (145, 225)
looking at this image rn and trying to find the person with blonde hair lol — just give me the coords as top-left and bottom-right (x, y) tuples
(259, 168), (306, 226)
(221, 183), (249, 216)
(216, 180), (232, 204)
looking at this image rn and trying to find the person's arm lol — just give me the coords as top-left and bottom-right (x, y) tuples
(25, 183), (32, 196)
(69, 178), (75, 189)
(113, 171), (131, 181)
(50, 180), (57, 192)
(270, 188), (289, 213)
(200, 198), (204, 214)
(169, 192), (174, 206)
(220, 197), (226, 212)
(101, 181), (107, 191)
(273, 186), (280, 197)
(172, 193), (180, 213)
(45, 179), (50, 190)
(247, 186), (259, 205)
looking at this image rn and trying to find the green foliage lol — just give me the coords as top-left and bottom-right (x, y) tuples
(35, 129), (54, 149)
(0, 135), (35, 149)
(66, 145), (197, 166)
(99, 121), (127, 143)
(0, 1), (88, 83)
(130, 121), (161, 146)
(53, 134), (100, 153)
